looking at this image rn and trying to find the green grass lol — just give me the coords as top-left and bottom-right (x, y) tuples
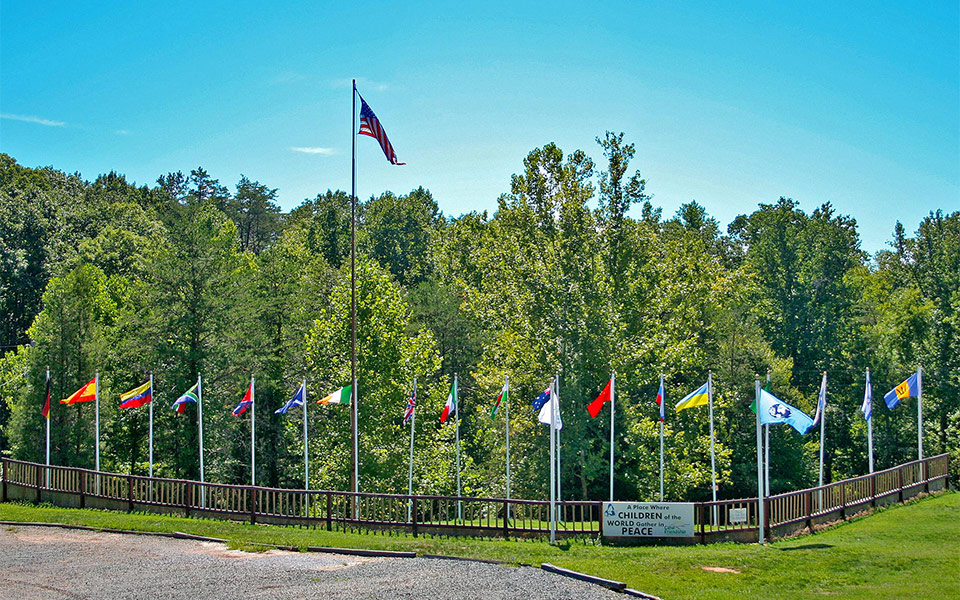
(2, 492), (958, 599)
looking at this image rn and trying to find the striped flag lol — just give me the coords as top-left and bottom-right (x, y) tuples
(403, 389), (416, 424)
(656, 378), (666, 422)
(119, 381), (153, 409)
(358, 93), (405, 165)
(41, 372), (51, 419)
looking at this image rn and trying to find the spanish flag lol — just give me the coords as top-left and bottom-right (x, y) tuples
(675, 381), (709, 412)
(62, 376), (97, 405)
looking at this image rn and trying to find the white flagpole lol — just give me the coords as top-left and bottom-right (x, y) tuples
(407, 377), (416, 521)
(250, 375), (256, 487)
(555, 371), (561, 508)
(866, 368), (874, 474)
(95, 371), (100, 495)
(149, 372), (154, 502)
(455, 373), (461, 522)
(353, 376), (359, 498)
(764, 371), (770, 496)
(917, 365), (923, 480)
(659, 373), (664, 502)
(708, 371), (717, 526)
(756, 375), (764, 544)
(609, 371), (615, 502)
(45, 369), (51, 488)
(303, 377), (309, 490)
(198, 374), (205, 508)
(505, 375), (511, 522)
(549, 377), (556, 544)
(818, 372), (826, 490)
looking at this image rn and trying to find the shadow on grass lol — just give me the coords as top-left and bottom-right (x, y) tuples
(780, 543), (833, 551)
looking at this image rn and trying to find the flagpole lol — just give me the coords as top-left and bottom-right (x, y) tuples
(95, 371), (100, 495)
(818, 372), (826, 490)
(504, 375), (511, 522)
(407, 377), (416, 521)
(350, 78), (359, 502)
(250, 375), (256, 487)
(303, 376), (309, 491)
(45, 368), (50, 488)
(549, 377), (556, 544)
(866, 368), (874, 474)
(455, 373), (461, 522)
(764, 370), (770, 497)
(149, 372), (154, 502)
(917, 365), (923, 480)
(756, 375), (764, 544)
(198, 374), (205, 508)
(659, 373), (664, 502)
(708, 371), (717, 526)
(555, 371), (561, 509)
(609, 370), (615, 502)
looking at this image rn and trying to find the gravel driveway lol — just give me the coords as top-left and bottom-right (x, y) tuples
(0, 525), (624, 600)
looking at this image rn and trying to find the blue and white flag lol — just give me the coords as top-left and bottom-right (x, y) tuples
(275, 383), (305, 415)
(811, 372), (827, 427)
(537, 382), (562, 430)
(861, 371), (873, 422)
(532, 386), (551, 411)
(757, 389), (815, 434)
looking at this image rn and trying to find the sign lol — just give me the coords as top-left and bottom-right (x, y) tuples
(729, 508), (747, 523)
(602, 502), (695, 538)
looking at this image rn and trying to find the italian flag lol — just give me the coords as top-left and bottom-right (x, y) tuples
(440, 381), (457, 423)
(317, 384), (351, 405)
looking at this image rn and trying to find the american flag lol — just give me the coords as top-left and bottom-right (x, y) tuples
(358, 94), (405, 165)
(402, 390), (416, 424)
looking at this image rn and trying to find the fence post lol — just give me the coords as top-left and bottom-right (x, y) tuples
(805, 490), (813, 532)
(698, 503), (706, 544)
(80, 471), (86, 509)
(185, 482), (192, 517)
(36, 463), (43, 504)
(127, 475), (135, 512)
(1, 460), (7, 503)
(412, 497), (419, 539)
(503, 499), (509, 539)
(326, 491), (332, 532)
(249, 487), (257, 524)
(898, 467), (904, 503)
(870, 473), (877, 509)
(839, 483), (846, 520)
(764, 497), (771, 538)
(923, 458), (929, 493)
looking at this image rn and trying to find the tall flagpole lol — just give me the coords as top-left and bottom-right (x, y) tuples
(250, 375), (256, 487)
(350, 78), (359, 501)
(455, 373), (461, 521)
(764, 370), (770, 496)
(866, 368), (874, 474)
(303, 376), (309, 490)
(555, 371), (561, 507)
(45, 369), (51, 488)
(609, 371), (615, 502)
(149, 373), (154, 480)
(549, 377), (557, 544)
(708, 371), (717, 525)
(95, 371), (100, 472)
(198, 374), (205, 508)
(407, 377), (416, 521)
(917, 365), (923, 479)
(504, 375), (511, 521)
(659, 373), (664, 502)
(818, 372), (826, 490)
(755, 375), (764, 544)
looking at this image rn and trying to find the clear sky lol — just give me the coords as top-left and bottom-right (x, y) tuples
(2, 1), (957, 254)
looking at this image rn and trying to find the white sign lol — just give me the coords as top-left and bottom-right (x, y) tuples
(602, 502), (695, 538)
(729, 508), (747, 523)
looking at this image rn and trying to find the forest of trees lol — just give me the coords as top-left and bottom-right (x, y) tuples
(1, 133), (957, 503)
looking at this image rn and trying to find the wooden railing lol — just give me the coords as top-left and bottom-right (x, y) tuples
(0, 453), (949, 542)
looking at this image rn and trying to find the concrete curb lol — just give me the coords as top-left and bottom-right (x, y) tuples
(541, 563), (626, 591)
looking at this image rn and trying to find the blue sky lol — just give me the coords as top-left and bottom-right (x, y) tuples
(2, 1), (957, 253)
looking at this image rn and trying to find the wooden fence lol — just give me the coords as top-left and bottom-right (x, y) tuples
(0, 453), (949, 543)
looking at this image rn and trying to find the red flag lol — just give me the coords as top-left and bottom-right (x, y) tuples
(41, 373), (51, 419)
(587, 379), (612, 418)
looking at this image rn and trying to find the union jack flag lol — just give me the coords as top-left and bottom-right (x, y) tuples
(358, 94), (405, 165)
(402, 389), (416, 424)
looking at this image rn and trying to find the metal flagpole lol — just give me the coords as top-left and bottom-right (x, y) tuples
(556, 371), (561, 509)
(149, 372), (154, 501)
(708, 371), (717, 526)
(764, 371), (770, 497)
(45, 369), (50, 488)
(303, 377), (309, 490)
(505, 375), (511, 522)
(250, 375), (256, 487)
(917, 365), (923, 480)
(95, 371), (100, 495)
(407, 377), (416, 521)
(756, 375), (764, 544)
(455, 373), (462, 522)
(866, 368), (874, 474)
(198, 374), (205, 508)
(350, 78), (359, 502)
(659, 373), (664, 502)
(818, 372), (826, 489)
(609, 371), (615, 502)
(549, 377), (556, 544)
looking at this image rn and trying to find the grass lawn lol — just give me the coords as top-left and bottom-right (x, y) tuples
(2, 492), (957, 599)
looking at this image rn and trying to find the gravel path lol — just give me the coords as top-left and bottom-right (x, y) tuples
(0, 525), (624, 600)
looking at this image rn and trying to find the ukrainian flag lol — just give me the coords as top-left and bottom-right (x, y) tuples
(120, 381), (152, 409)
(883, 372), (918, 410)
(675, 381), (709, 412)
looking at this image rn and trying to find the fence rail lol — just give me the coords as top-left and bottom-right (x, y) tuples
(0, 453), (949, 542)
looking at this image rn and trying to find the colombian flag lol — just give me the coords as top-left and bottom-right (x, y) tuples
(883, 372), (919, 409)
(119, 381), (152, 409)
(62, 376), (97, 405)
(675, 381), (709, 412)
